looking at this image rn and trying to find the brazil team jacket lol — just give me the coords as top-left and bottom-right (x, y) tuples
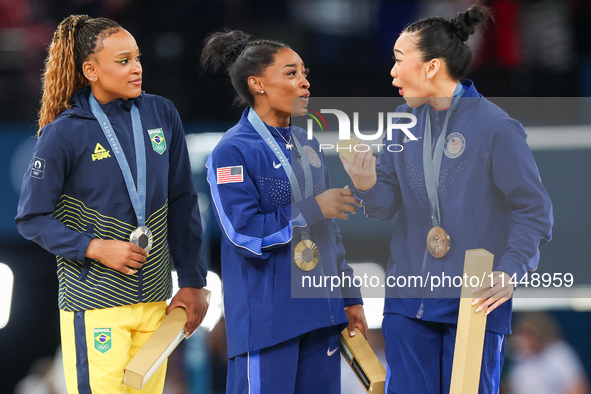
(15, 86), (207, 312)
(353, 80), (553, 335)
(206, 108), (362, 358)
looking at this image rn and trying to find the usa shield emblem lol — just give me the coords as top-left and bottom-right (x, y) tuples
(444, 132), (466, 159)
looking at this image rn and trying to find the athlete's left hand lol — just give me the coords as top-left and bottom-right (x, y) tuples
(167, 287), (209, 337)
(471, 271), (514, 315)
(345, 304), (368, 338)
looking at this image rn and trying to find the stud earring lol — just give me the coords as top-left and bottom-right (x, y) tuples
(426, 75), (430, 80)
(260, 90), (264, 94)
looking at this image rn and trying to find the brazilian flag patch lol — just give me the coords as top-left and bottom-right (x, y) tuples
(94, 328), (112, 353)
(148, 128), (167, 155)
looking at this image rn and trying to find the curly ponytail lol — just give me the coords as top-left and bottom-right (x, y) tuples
(37, 15), (120, 135)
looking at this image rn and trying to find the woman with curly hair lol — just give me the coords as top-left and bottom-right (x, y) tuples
(15, 15), (209, 394)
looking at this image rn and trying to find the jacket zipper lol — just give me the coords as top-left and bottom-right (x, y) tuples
(317, 253), (336, 325)
(415, 248), (429, 319)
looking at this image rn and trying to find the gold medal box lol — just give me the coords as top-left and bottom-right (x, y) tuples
(123, 289), (211, 390)
(340, 327), (387, 393)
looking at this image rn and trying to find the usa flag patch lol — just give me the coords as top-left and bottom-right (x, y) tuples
(217, 166), (244, 184)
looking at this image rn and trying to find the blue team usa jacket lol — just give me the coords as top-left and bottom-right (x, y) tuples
(206, 108), (362, 358)
(353, 80), (553, 335)
(15, 86), (207, 312)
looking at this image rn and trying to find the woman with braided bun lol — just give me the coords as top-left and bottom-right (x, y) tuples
(15, 15), (209, 393)
(341, 5), (553, 394)
(201, 30), (367, 393)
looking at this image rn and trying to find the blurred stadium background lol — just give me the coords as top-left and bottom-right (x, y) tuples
(1, 0), (591, 393)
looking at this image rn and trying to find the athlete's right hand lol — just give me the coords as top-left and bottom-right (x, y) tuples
(340, 148), (377, 192)
(85, 239), (147, 275)
(315, 187), (362, 220)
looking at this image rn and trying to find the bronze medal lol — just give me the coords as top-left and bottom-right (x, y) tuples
(293, 239), (319, 271)
(426, 226), (450, 258)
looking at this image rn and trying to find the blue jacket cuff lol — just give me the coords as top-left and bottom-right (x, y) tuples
(496, 257), (527, 287)
(78, 233), (96, 263)
(342, 285), (363, 303)
(294, 196), (325, 227)
(179, 275), (207, 289)
(352, 183), (381, 206)
(344, 298), (364, 307)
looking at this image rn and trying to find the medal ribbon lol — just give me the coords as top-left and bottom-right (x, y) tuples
(422, 83), (464, 228)
(247, 108), (314, 241)
(247, 108), (314, 201)
(89, 93), (147, 227)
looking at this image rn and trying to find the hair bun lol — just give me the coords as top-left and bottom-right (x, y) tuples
(201, 30), (252, 71)
(223, 39), (249, 65)
(451, 5), (491, 42)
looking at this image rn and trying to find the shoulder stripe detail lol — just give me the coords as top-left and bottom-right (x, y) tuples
(292, 213), (306, 228)
(206, 156), (292, 255)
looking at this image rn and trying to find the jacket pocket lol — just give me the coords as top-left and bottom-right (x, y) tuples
(245, 253), (275, 303)
(78, 258), (91, 281)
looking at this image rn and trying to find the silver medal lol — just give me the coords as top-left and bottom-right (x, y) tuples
(129, 226), (153, 253)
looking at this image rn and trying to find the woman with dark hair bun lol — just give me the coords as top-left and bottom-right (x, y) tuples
(342, 5), (553, 394)
(202, 30), (367, 393)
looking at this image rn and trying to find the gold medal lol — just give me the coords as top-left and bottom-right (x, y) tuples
(426, 226), (450, 258)
(293, 239), (319, 271)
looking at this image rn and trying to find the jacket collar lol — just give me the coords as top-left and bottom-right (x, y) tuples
(460, 79), (481, 98)
(238, 107), (293, 141)
(58, 86), (145, 120)
(238, 107), (260, 133)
